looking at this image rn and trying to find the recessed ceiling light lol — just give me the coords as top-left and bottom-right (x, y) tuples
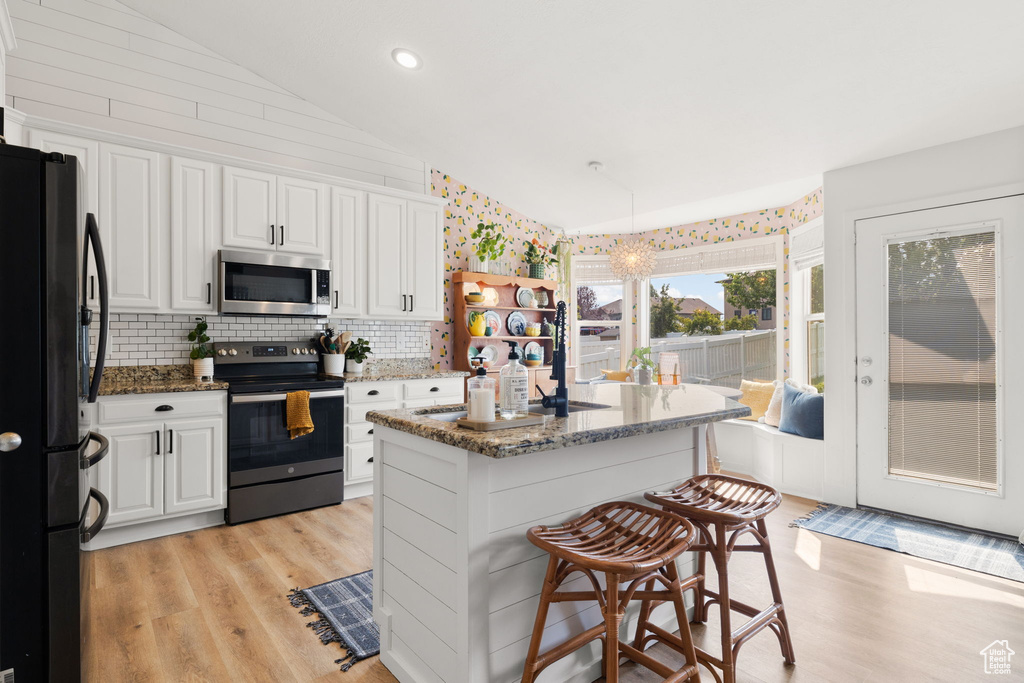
(391, 48), (422, 70)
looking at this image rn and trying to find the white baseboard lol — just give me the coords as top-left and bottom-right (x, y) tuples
(83, 509), (224, 550)
(345, 479), (373, 500)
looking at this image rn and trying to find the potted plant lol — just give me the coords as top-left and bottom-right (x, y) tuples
(629, 346), (656, 385)
(345, 337), (371, 374)
(187, 316), (214, 380)
(469, 222), (509, 273)
(523, 238), (559, 279)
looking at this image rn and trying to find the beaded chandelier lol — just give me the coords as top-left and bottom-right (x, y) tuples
(608, 192), (655, 281)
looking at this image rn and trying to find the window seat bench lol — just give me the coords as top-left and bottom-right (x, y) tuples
(713, 419), (824, 500)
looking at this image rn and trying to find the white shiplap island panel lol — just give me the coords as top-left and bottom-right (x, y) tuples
(373, 425), (707, 683)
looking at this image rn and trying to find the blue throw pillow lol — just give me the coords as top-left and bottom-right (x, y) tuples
(778, 383), (824, 439)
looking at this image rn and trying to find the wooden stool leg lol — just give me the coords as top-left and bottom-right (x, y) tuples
(691, 545), (708, 624)
(631, 578), (656, 652)
(521, 556), (559, 683)
(757, 519), (796, 664)
(603, 573), (623, 683)
(665, 560), (701, 681)
(711, 524), (737, 683)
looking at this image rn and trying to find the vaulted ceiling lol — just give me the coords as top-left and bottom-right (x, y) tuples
(122, 0), (1024, 233)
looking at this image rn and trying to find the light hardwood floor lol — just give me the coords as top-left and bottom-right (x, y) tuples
(85, 494), (1024, 682)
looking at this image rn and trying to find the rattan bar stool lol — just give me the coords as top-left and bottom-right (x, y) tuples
(635, 474), (795, 683)
(521, 501), (702, 683)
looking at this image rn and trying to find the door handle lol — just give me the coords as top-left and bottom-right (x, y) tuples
(402, 294), (407, 311)
(81, 432), (109, 469)
(0, 432), (22, 452)
(90, 275), (95, 300)
(860, 377), (873, 386)
(280, 225), (285, 246)
(334, 290), (339, 309)
(155, 429), (160, 455)
(81, 488), (109, 543)
(409, 294), (414, 312)
(167, 429), (173, 454)
(207, 282), (212, 305)
(270, 224), (276, 245)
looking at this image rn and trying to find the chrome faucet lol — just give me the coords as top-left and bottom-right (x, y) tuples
(537, 300), (569, 417)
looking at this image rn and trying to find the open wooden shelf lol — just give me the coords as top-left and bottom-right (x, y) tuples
(468, 335), (553, 341)
(453, 271), (557, 290)
(464, 305), (556, 312)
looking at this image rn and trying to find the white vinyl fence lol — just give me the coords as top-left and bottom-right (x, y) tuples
(577, 330), (777, 388)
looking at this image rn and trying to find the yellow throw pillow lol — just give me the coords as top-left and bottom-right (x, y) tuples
(600, 369), (632, 382)
(738, 379), (776, 421)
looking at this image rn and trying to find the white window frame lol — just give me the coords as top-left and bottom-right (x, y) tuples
(790, 218), (825, 385)
(571, 255), (634, 373)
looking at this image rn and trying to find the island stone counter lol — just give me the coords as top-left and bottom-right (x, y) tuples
(365, 383), (749, 683)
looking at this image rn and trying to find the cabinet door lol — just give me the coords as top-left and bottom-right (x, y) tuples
(28, 131), (101, 306)
(330, 186), (365, 317)
(277, 176), (327, 255)
(406, 200), (444, 321)
(366, 194), (408, 317)
(170, 158), (218, 312)
(94, 422), (164, 526)
(164, 418), (225, 515)
(222, 166), (276, 250)
(99, 143), (162, 310)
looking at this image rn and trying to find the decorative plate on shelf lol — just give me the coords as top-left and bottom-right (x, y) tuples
(483, 311), (502, 336)
(480, 287), (500, 307)
(468, 346), (479, 362)
(535, 290), (549, 307)
(479, 345), (499, 364)
(516, 287), (535, 308)
(524, 341), (542, 359)
(506, 311), (528, 336)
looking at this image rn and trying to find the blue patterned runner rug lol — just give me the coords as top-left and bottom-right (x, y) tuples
(792, 504), (1024, 582)
(288, 569), (379, 671)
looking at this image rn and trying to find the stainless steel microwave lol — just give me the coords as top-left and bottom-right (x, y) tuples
(219, 249), (331, 316)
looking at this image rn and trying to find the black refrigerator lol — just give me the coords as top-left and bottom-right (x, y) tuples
(0, 138), (111, 681)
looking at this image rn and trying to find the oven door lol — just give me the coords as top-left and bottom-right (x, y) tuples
(228, 389), (344, 486)
(219, 249), (331, 316)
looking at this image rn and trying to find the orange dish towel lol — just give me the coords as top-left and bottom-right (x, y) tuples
(286, 390), (314, 439)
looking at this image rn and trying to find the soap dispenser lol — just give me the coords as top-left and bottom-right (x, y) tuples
(467, 365), (496, 422)
(499, 340), (529, 419)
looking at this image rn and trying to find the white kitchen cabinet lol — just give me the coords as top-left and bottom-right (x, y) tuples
(95, 422), (164, 526)
(99, 143), (162, 310)
(277, 176), (327, 255)
(407, 200), (445, 321)
(330, 185), (366, 317)
(367, 193), (444, 321)
(222, 165), (327, 256)
(28, 130), (101, 306)
(222, 165), (276, 251)
(170, 157), (218, 312)
(164, 418), (225, 515)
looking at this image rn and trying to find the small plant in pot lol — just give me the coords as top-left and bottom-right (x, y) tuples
(187, 317), (214, 381)
(345, 338), (371, 374)
(523, 238), (559, 280)
(469, 222), (509, 273)
(629, 346), (657, 385)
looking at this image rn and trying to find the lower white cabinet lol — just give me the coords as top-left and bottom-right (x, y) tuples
(93, 392), (226, 531)
(345, 378), (463, 490)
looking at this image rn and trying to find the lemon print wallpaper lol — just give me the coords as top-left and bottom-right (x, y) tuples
(430, 167), (823, 372)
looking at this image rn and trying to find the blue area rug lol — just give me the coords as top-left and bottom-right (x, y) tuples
(288, 570), (379, 671)
(792, 504), (1024, 582)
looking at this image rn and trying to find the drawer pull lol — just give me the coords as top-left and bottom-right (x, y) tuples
(368, 390), (379, 396)
(429, 386), (439, 392)
(367, 457), (374, 463)
(368, 428), (374, 435)
(155, 404), (174, 412)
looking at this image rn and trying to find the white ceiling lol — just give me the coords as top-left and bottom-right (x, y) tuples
(122, 0), (1024, 234)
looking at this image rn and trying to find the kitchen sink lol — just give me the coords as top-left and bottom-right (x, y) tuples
(424, 402), (609, 423)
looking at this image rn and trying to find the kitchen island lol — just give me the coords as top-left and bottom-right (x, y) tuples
(366, 383), (749, 683)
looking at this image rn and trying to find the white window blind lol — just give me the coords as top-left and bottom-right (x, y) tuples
(792, 224), (825, 271)
(887, 230), (997, 490)
(653, 241), (777, 277)
(575, 259), (621, 285)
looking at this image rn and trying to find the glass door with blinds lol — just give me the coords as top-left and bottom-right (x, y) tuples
(855, 195), (1024, 536)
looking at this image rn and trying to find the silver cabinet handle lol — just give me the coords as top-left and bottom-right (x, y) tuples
(0, 432), (22, 452)
(231, 389), (346, 403)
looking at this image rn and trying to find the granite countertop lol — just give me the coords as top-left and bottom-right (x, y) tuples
(333, 369), (469, 383)
(366, 383), (751, 458)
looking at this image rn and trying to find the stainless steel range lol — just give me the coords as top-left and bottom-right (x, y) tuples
(214, 340), (345, 524)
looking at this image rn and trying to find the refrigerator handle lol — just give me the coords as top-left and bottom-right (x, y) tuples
(85, 213), (109, 403)
(81, 488), (109, 543)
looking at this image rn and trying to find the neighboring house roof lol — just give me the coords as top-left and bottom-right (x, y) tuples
(650, 295), (721, 316)
(594, 299), (623, 317)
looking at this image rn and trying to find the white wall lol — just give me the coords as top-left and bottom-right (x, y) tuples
(822, 125), (1024, 506)
(0, 0), (14, 103)
(3, 0), (427, 193)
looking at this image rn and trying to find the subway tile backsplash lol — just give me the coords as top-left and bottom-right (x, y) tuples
(90, 314), (432, 367)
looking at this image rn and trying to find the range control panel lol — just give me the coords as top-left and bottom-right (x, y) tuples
(212, 340), (320, 363)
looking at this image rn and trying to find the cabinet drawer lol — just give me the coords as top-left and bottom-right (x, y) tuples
(403, 378), (464, 401)
(346, 400), (400, 425)
(347, 382), (399, 404)
(346, 443), (374, 483)
(345, 422), (377, 444)
(98, 392), (226, 424)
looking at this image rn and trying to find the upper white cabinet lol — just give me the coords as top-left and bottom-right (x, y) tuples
(367, 193), (444, 320)
(170, 157), (218, 312)
(99, 143), (162, 311)
(330, 185), (366, 317)
(222, 165), (326, 256)
(28, 131), (101, 306)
